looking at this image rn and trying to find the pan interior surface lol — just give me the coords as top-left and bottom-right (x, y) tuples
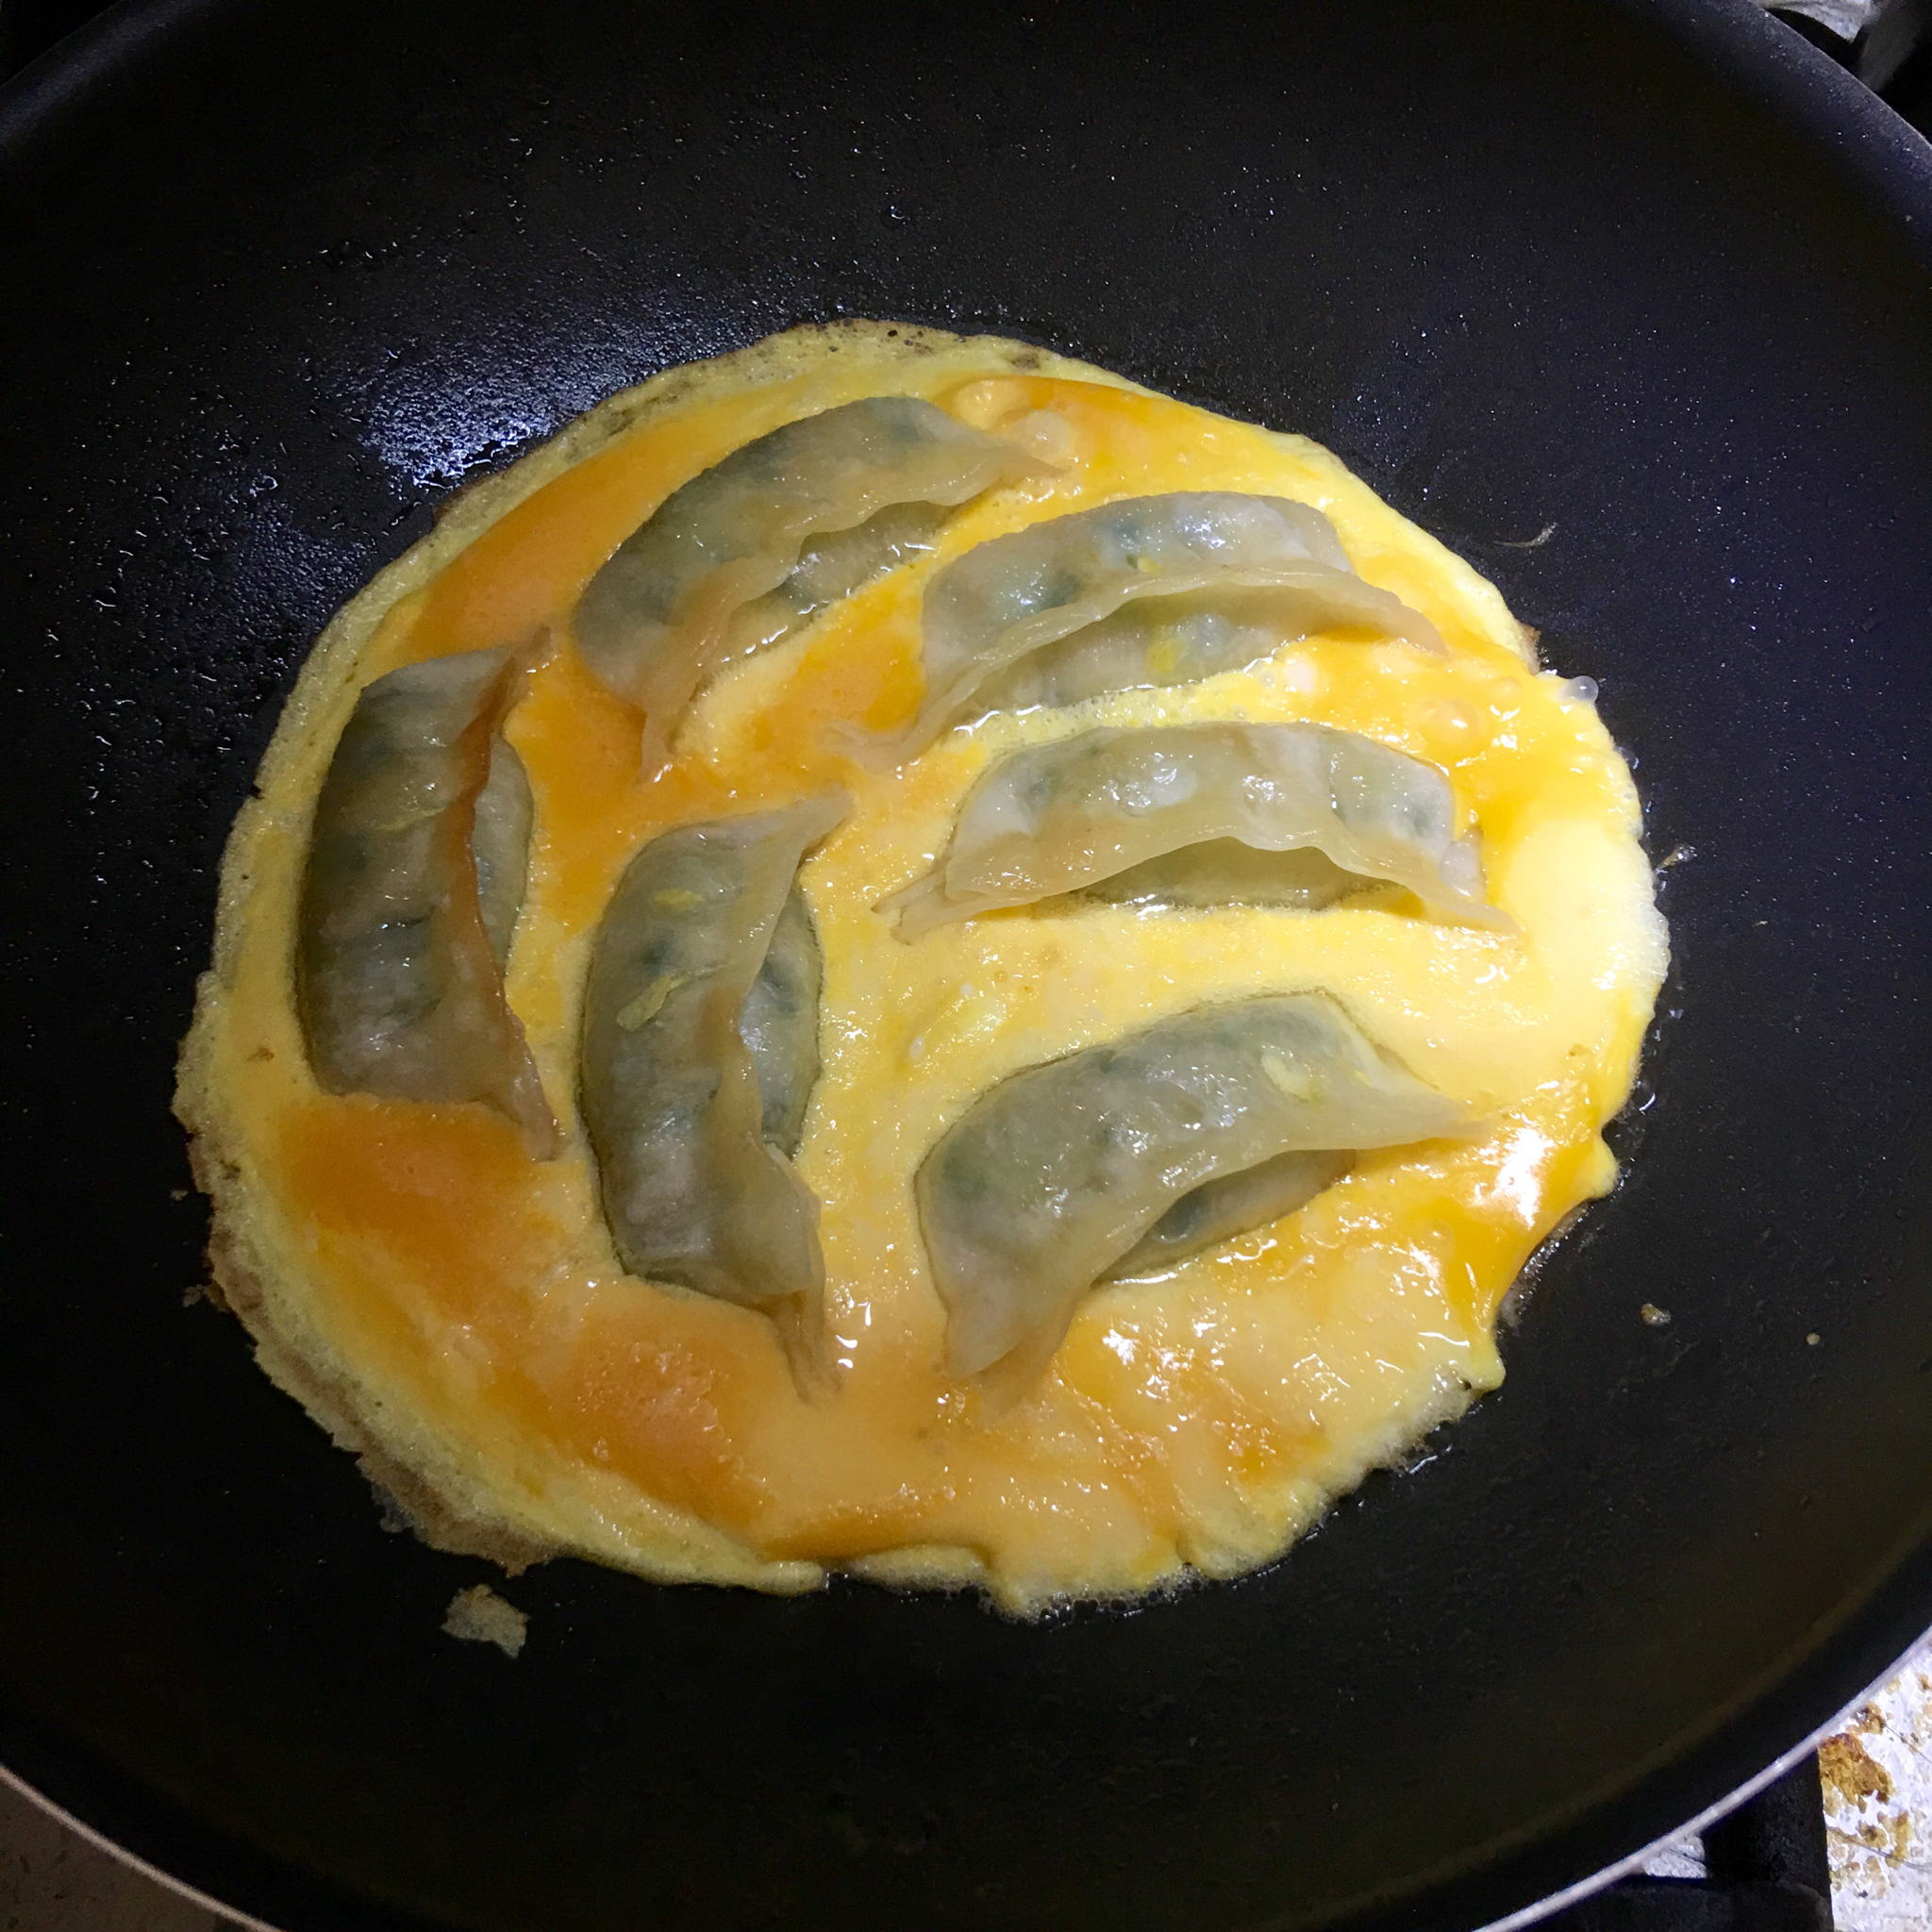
(2, 3), (1930, 1930)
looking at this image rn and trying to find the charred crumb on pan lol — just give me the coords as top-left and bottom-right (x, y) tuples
(441, 1583), (527, 1657)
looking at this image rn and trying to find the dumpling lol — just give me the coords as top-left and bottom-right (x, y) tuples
(870, 492), (1441, 760)
(734, 884), (823, 1156)
(1089, 840), (1363, 911)
(1102, 1148), (1355, 1281)
(573, 398), (1035, 771)
(470, 739), (534, 967)
(884, 721), (1508, 938)
(578, 796), (845, 1348)
(297, 647), (557, 1155)
(718, 501), (947, 666)
(915, 993), (1470, 1389)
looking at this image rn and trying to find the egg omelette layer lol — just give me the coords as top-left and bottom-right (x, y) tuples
(175, 323), (1668, 1613)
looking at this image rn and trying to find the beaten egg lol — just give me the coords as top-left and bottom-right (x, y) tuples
(175, 323), (1667, 1612)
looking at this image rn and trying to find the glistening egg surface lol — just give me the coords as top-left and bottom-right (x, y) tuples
(176, 324), (1667, 1612)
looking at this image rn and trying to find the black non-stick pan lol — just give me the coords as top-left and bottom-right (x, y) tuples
(4, 2), (1931, 1928)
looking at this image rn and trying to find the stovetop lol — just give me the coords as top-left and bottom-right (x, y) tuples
(1816, 1637), (1932, 1931)
(1536, 1633), (1932, 1931)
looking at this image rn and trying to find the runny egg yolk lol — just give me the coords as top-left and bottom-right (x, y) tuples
(191, 330), (1665, 1611)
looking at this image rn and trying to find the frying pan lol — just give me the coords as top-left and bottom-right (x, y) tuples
(4, 2), (1931, 1927)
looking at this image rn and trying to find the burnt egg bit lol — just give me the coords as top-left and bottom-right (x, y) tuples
(176, 321), (1666, 1613)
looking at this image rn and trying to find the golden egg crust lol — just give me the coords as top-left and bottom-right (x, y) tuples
(176, 323), (1667, 1612)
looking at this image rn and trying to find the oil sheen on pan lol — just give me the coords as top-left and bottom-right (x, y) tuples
(175, 323), (1667, 1613)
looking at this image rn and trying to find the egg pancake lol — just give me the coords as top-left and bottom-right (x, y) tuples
(175, 322), (1667, 1612)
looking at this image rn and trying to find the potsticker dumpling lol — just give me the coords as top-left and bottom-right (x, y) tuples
(573, 397), (1036, 771)
(579, 796), (845, 1352)
(297, 646), (557, 1155)
(916, 993), (1471, 1388)
(721, 501), (948, 668)
(734, 883), (824, 1157)
(885, 722), (1507, 938)
(1103, 1148), (1355, 1281)
(871, 492), (1442, 760)
(471, 739), (535, 968)
(1091, 841), (1367, 912)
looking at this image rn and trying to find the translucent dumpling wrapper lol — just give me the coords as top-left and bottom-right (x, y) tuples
(883, 721), (1509, 938)
(578, 795), (846, 1360)
(573, 398), (1036, 772)
(734, 883), (824, 1158)
(716, 501), (947, 667)
(1102, 1147), (1355, 1281)
(471, 738), (534, 968)
(915, 993), (1472, 1391)
(297, 646), (557, 1156)
(1089, 840), (1364, 911)
(868, 492), (1443, 760)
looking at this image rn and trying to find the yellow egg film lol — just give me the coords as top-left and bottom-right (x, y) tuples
(177, 324), (1666, 1612)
